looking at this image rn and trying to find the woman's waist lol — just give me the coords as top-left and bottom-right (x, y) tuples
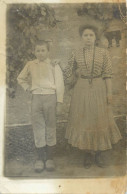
(80, 74), (102, 79)
(76, 76), (105, 88)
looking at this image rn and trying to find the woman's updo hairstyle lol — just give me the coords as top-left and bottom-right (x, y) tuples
(79, 24), (98, 39)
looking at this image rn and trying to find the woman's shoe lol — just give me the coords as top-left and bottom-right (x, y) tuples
(34, 160), (44, 173)
(45, 160), (55, 171)
(95, 152), (107, 168)
(84, 153), (93, 169)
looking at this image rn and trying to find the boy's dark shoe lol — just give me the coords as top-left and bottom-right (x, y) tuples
(45, 160), (55, 171)
(34, 160), (44, 173)
(84, 153), (93, 169)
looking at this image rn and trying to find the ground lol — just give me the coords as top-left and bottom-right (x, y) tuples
(4, 149), (126, 178)
(4, 118), (126, 178)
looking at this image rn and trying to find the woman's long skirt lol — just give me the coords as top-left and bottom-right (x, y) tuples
(65, 78), (122, 151)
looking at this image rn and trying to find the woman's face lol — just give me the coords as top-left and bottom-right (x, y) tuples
(82, 29), (96, 46)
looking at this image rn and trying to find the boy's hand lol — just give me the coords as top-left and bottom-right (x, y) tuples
(7, 87), (15, 98)
(107, 94), (112, 104)
(56, 102), (63, 115)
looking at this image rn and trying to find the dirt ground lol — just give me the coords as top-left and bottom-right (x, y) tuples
(4, 118), (126, 178)
(4, 149), (126, 178)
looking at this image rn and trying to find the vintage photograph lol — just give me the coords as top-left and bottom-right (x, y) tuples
(4, 3), (126, 178)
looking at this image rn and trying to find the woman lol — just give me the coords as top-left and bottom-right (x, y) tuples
(64, 25), (122, 168)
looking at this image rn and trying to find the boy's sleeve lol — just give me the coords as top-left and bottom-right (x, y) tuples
(17, 62), (30, 91)
(102, 49), (113, 79)
(55, 64), (65, 103)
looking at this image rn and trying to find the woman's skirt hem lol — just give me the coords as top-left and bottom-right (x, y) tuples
(65, 137), (122, 151)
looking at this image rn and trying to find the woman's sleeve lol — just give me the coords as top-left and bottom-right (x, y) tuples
(63, 51), (77, 80)
(102, 49), (113, 79)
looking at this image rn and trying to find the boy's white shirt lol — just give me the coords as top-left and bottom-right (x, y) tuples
(17, 58), (64, 103)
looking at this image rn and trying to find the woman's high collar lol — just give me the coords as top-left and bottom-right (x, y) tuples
(83, 44), (95, 50)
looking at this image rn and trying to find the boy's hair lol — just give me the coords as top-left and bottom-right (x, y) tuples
(34, 40), (50, 51)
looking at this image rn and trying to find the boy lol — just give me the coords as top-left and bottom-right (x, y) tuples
(17, 40), (64, 172)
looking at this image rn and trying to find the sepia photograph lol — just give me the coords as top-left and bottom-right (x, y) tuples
(4, 2), (126, 180)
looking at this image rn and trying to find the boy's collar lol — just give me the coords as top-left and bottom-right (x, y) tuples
(35, 58), (51, 64)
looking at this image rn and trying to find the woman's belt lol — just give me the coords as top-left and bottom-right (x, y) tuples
(81, 75), (102, 79)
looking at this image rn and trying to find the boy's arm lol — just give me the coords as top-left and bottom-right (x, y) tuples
(17, 62), (30, 91)
(54, 64), (64, 103)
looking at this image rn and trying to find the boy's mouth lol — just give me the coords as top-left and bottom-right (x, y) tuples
(38, 56), (44, 59)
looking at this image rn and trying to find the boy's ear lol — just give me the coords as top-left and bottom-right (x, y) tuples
(32, 48), (35, 55)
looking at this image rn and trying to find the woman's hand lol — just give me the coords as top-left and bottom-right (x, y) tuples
(107, 94), (112, 105)
(105, 78), (112, 105)
(52, 59), (60, 67)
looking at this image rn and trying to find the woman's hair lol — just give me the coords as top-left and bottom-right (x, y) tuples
(34, 40), (50, 51)
(79, 24), (98, 38)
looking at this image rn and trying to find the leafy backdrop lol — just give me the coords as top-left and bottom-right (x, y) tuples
(7, 3), (126, 90)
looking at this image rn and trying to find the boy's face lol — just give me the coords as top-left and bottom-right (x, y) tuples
(35, 45), (49, 61)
